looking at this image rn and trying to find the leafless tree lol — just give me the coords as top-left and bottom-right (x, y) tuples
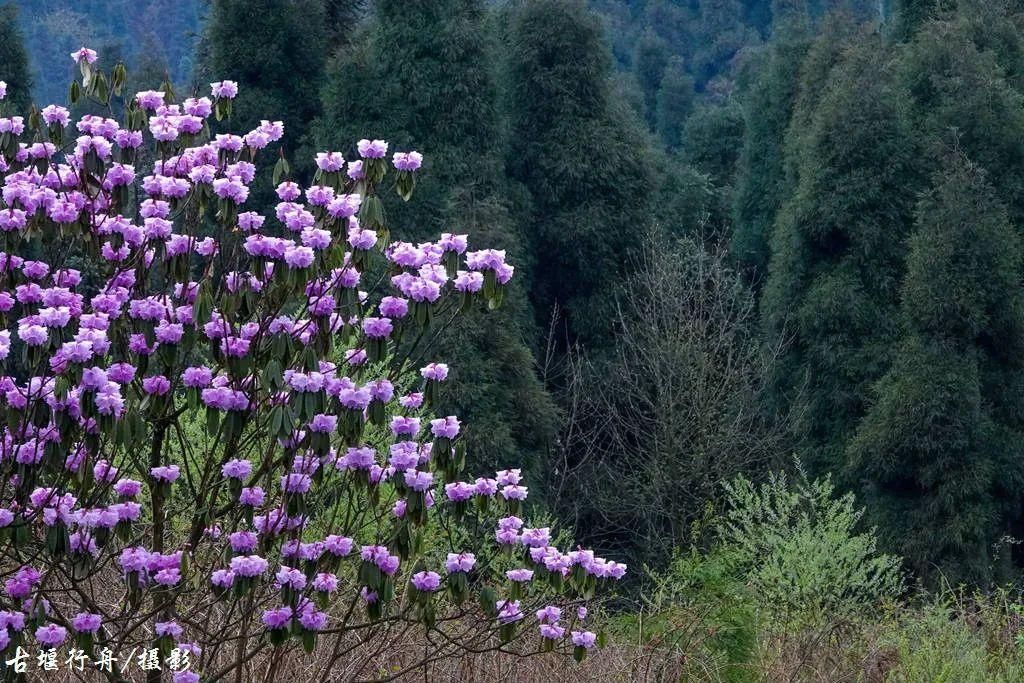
(545, 232), (790, 568)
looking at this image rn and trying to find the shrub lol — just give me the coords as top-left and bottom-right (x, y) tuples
(0, 49), (625, 680)
(718, 465), (903, 629)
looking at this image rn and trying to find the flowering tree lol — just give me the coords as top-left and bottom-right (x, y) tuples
(0, 50), (625, 682)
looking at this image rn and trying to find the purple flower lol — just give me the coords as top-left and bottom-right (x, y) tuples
(261, 606), (292, 630)
(35, 623), (67, 647)
(420, 363), (449, 381)
(392, 151), (423, 172)
(275, 566), (307, 590)
(348, 227), (377, 250)
(316, 152), (345, 172)
(540, 623), (566, 640)
(506, 569), (533, 582)
(155, 620), (183, 639)
(368, 379), (394, 403)
(312, 573), (338, 593)
(154, 568), (181, 586)
(357, 139), (388, 158)
(239, 486), (265, 506)
(308, 413), (337, 433)
(281, 473), (312, 494)
(431, 416), (460, 439)
(362, 317), (393, 339)
(284, 245), (315, 269)
(536, 605), (561, 624)
(571, 631), (597, 649)
(521, 528), (550, 548)
(411, 571), (441, 592)
(298, 605), (328, 631)
(222, 458), (252, 480)
(445, 482), (475, 502)
(229, 555), (268, 578)
(475, 478), (498, 497)
(399, 392), (424, 409)
(0, 611), (25, 631)
(211, 80), (239, 99)
(211, 569), (235, 588)
(114, 479), (142, 497)
(324, 535), (354, 557)
(150, 465), (180, 483)
(135, 90), (165, 110)
(379, 296), (408, 319)
(454, 271), (484, 293)
(403, 469), (434, 492)
(501, 485), (528, 501)
(71, 47), (98, 64)
(71, 612), (102, 633)
(445, 552), (476, 574)
(389, 416), (420, 439)
(142, 375), (171, 396)
(229, 531), (258, 553)
(41, 105), (71, 127)
(361, 545), (400, 575)
(496, 600), (524, 624)
(108, 362), (137, 384)
(182, 366), (213, 388)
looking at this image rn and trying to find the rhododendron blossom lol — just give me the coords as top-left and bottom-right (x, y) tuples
(0, 50), (623, 678)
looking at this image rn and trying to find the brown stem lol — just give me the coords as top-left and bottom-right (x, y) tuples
(147, 422), (168, 683)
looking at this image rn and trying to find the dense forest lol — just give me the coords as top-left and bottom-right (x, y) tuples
(5, 0), (1024, 678)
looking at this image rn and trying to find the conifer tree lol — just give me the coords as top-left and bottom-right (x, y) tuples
(634, 30), (671, 129)
(893, 0), (939, 38)
(898, 7), (1024, 226)
(316, 0), (559, 472)
(761, 40), (920, 475)
(731, 7), (811, 282)
(848, 155), (1024, 584)
(206, 0), (328, 157)
(505, 0), (654, 346)
(0, 4), (33, 113)
(655, 55), (695, 150)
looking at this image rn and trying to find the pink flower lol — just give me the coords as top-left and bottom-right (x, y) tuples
(392, 151), (423, 171)
(572, 631), (597, 649)
(445, 552), (476, 573)
(71, 47), (98, 64)
(35, 623), (67, 647)
(411, 571), (441, 592)
(211, 80), (239, 99)
(150, 465), (180, 483)
(357, 139), (388, 158)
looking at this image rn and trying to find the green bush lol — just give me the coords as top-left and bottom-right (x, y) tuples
(878, 593), (1024, 683)
(718, 466), (904, 629)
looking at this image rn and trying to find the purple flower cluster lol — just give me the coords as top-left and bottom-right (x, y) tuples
(0, 50), (623, 672)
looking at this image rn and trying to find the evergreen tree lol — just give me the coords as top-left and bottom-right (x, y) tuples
(316, 0), (559, 473)
(324, 0), (365, 49)
(655, 55), (695, 150)
(0, 4), (33, 113)
(848, 155), (1024, 584)
(731, 8), (811, 282)
(206, 0), (328, 158)
(505, 0), (654, 346)
(898, 5), (1024, 227)
(893, 0), (940, 38)
(682, 101), (744, 188)
(761, 39), (920, 476)
(633, 30), (671, 129)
